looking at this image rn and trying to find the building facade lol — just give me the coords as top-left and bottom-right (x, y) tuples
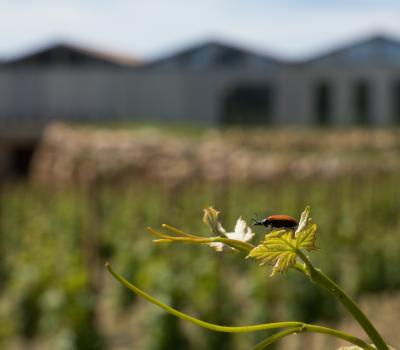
(0, 35), (400, 135)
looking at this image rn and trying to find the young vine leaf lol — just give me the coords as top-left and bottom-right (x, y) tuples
(248, 206), (317, 276)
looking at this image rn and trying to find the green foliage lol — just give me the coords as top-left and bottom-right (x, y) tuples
(284, 272), (340, 323)
(1, 176), (400, 349)
(17, 279), (45, 339)
(146, 294), (191, 350)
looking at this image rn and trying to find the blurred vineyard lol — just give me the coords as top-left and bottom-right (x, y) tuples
(31, 123), (400, 187)
(1, 173), (400, 349)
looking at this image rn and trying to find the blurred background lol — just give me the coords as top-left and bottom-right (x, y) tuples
(1, 1), (400, 349)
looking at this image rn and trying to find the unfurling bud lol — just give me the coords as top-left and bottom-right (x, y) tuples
(202, 207), (226, 236)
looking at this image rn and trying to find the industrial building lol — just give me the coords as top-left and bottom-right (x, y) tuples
(0, 34), (400, 176)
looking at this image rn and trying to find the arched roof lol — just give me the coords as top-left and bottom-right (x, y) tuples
(5, 42), (139, 67)
(145, 40), (282, 71)
(304, 34), (400, 68)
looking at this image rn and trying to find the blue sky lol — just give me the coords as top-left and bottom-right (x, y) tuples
(1, 0), (400, 61)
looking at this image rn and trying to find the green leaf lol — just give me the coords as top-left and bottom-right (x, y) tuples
(295, 206), (318, 251)
(271, 251), (297, 276)
(248, 207), (319, 276)
(295, 206), (312, 235)
(295, 223), (318, 251)
(248, 231), (297, 276)
(265, 229), (287, 238)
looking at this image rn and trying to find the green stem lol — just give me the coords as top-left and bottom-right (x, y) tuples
(106, 263), (375, 349)
(161, 224), (200, 238)
(306, 325), (375, 350)
(213, 237), (255, 252)
(151, 233), (254, 254)
(254, 325), (376, 350)
(296, 249), (389, 350)
(106, 263), (300, 332)
(253, 327), (303, 350)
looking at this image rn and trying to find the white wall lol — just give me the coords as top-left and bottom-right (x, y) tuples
(0, 67), (188, 129)
(0, 64), (399, 138)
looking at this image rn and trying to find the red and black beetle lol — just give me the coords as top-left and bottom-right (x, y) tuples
(253, 214), (298, 229)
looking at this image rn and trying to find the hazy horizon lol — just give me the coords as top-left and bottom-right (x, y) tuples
(1, 0), (400, 61)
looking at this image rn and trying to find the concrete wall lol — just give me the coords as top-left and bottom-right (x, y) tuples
(290, 66), (400, 125)
(180, 68), (280, 124)
(234, 66), (400, 125)
(0, 66), (280, 130)
(0, 67), (189, 128)
(1, 65), (400, 137)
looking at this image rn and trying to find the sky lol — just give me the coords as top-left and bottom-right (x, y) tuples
(1, 0), (400, 61)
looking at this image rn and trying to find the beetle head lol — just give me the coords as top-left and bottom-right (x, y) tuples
(252, 213), (267, 226)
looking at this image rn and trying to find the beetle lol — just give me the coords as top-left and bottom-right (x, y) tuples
(252, 214), (298, 229)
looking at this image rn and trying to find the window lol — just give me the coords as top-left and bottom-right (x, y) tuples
(353, 80), (371, 124)
(392, 80), (400, 123)
(313, 81), (332, 125)
(221, 83), (274, 125)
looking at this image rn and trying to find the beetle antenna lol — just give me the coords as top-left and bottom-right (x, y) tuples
(252, 213), (261, 225)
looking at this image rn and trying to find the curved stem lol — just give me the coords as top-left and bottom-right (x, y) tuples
(253, 327), (303, 350)
(306, 325), (375, 350)
(296, 249), (389, 350)
(106, 262), (300, 332)
(254, 325), (376, 350)
(106, 263), (374, 349)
